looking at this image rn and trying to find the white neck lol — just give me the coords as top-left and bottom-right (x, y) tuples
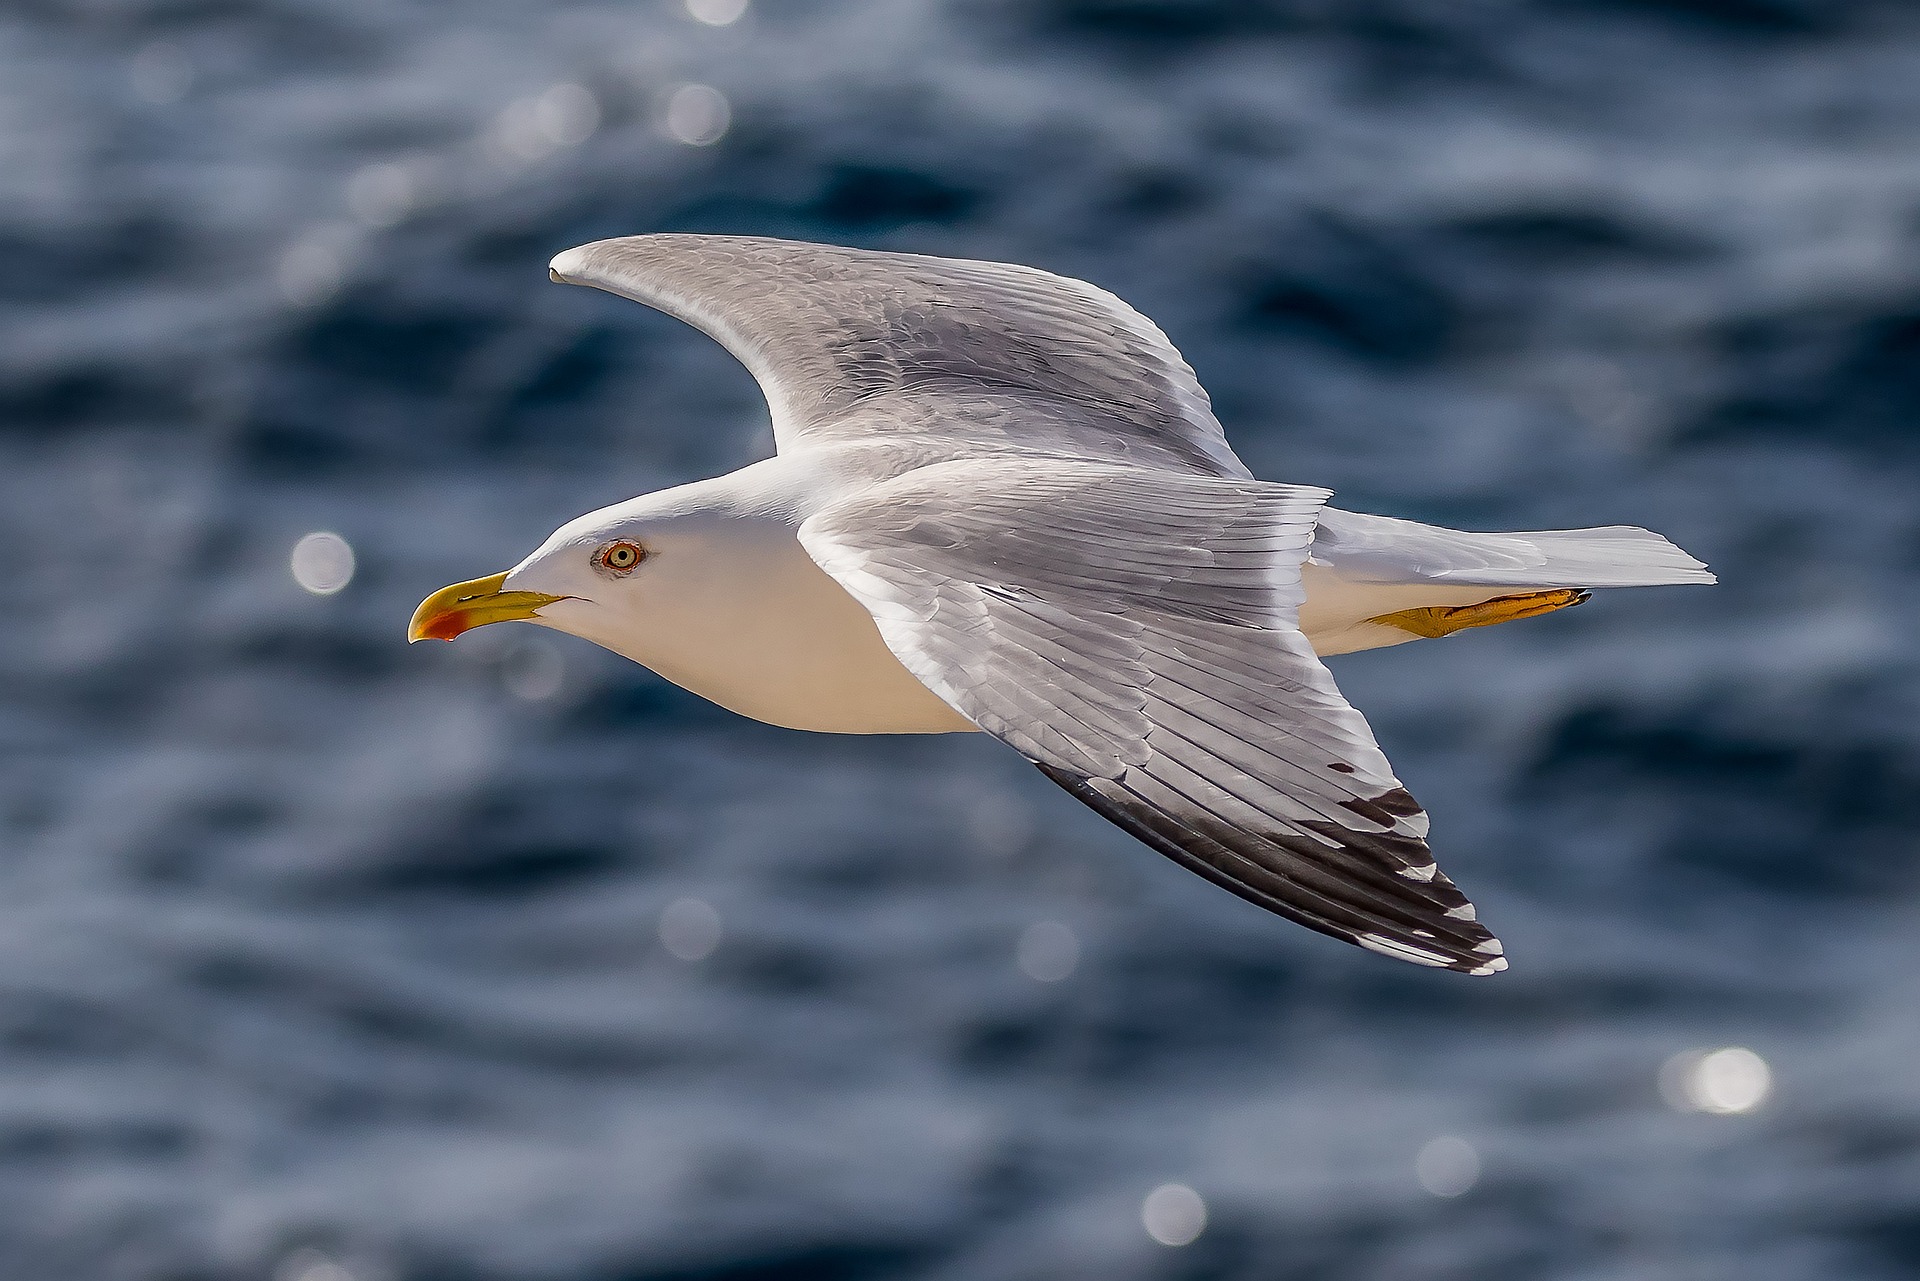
(536, 459), (977, 735)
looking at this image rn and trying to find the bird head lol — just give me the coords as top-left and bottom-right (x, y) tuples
(407, 471), (789, 651)
(408, 496), (697, 646)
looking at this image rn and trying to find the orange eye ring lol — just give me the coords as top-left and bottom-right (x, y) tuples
(599, 541), (645, 572)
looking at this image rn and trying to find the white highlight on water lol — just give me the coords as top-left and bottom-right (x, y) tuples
(1660, 1046), (1772, 1115)
(274, 1248), (355, 1281)
(660, 897), (722, 961)
(290, 532), (355, 595)
(1016, 920), (1078, 982)
(494, 84), (600, 162)
(1416, 1135), (1481, 1197)
(686, 0), (750, 25)
(537, 84), (601, 146)
(663, 84), (730, 146)
(1141, 1183), (1207, 1246)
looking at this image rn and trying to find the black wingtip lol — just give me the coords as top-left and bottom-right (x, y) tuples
(1035, 762), (1507, 976)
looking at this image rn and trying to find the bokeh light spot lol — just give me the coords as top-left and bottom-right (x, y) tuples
(537, 83), (600, 147)
(491, 84), (597, 163)
(663, 84), (730, 146)
(1416, 1135), (1481, 1197)
(290, 532), (355, 595)
(274, 1249), (355, 1281)
(660, 897), (722, 961)
(1660, 1046), (1772, 1115)
(1141, 1183), (1206, 1246)
(1016, 920), (1078, 982)
(686, 0), (750, 24)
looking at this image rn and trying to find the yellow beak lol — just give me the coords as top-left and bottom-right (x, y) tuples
(408, 572), (567, 642)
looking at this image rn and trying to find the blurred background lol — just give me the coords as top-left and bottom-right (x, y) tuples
(6, 0), (1920, 1277)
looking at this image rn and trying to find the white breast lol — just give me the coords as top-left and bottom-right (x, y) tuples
(560, 521), (978, 736)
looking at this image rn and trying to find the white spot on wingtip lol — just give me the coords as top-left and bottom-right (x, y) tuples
(1467, 956), (1510, 976)
(1357, 933), (1451, 967)
(1445, 903), (1478, 921)
(1473, 938), (1505, 956)
(1398, 863), (1437, 882)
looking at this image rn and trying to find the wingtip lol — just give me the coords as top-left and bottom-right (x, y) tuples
(547, 245), (593, 284)
(1464, 933), (1510, 975)
(1355, 929), (1511, 975)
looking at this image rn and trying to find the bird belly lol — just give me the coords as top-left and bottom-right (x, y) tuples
(587, 544), (978, 736)
(653, 618), (978, 736)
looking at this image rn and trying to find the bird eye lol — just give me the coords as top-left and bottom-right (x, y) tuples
(599, 541), (645, 572)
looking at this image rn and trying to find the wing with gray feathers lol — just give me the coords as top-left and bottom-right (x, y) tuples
(548, 234), (1251, 478)
(798, 460), (1508, 975)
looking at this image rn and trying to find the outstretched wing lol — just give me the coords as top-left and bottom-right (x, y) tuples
(548, 234), (1251, 478)
(798, 460), (1508, 975)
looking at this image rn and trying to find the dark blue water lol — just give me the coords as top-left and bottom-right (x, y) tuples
(7, 1), (1920, 1277)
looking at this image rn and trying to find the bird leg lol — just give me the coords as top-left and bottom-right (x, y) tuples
(1369, 588), (1591, 640)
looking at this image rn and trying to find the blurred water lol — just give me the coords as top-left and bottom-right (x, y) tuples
(5, 1), (1920, 1278)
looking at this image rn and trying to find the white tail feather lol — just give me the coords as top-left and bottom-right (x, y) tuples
(1472, 525), (1718, 588)
(1309, 509), (1716, 590)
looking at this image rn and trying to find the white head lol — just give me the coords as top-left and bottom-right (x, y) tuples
(407, 470), (799, 663)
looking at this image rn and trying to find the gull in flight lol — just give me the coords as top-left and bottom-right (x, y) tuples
(410, 235), (1713, 975)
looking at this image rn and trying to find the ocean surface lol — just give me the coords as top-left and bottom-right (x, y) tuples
(6, 1), (1920, 1277)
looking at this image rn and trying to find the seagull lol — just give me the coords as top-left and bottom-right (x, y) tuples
(410, 235), (1713, 975)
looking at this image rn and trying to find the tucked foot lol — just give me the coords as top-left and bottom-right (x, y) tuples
(1369, 588), (1592, 640)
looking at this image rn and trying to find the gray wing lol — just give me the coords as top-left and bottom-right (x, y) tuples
(548, 234), (1251, 478)
(799, 460), (1509, 975)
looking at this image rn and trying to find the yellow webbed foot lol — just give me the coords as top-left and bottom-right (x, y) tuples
(1369, 588), (1591, 640)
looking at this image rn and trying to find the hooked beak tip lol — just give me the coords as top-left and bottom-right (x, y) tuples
(408, 572), (563, 644)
